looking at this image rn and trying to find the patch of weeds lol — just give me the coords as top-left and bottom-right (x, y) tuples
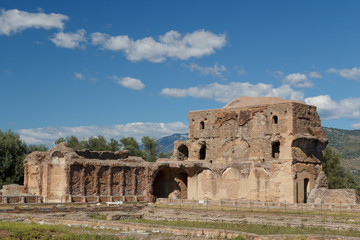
(0, 221), (119, 240)
(231, 235), (246, 240)
(91, 213), (107, 220)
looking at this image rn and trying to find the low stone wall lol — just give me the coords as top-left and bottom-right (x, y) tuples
(60, 195), (148, 203)
(308, 188), (359, 204)
(156, 198), (360, 213)
(0, 195), (42, 204)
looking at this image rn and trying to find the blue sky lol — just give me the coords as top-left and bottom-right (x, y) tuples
(1, 1), (360, 146)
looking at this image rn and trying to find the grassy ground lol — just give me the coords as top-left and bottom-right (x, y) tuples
(119, 218), (360, 238)
(0, 221), (126, 240)
(154, 202), (360, 218)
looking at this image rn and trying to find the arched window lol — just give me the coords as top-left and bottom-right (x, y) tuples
(272, 115), (278, 124)
(199, 145), (206, 160)
(178, 144), (189, 160)
(200, 121), (205, 129)
(272, 141), (280, 158)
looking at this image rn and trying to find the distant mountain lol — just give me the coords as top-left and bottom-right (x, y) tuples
(322, 127), (360, 169)
(156, 133), (188, 155)
(156, 128), (360, 169)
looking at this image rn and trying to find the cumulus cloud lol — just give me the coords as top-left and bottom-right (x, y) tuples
(352, 123), (360, 129)
(282, 73), (313, 88)
(327, 67), (360, 80)
(50, 29), (87, 49)
(18, 122), (188, 146)
(305, 95), (360, 120)
(183, 63), (227, 79)
(91, 29), (226, 62)
(308, 71), (322, 79)
(0, 8), (68, 36)
(161, 82), (304, 103)
(110, 76), (145, 90)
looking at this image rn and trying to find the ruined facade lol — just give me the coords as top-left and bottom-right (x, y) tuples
(24, 96), (330, 204)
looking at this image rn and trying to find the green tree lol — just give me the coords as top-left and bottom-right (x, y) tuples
(54, 136), (88, 150)
(54, 137), (66, 145)
(120, 137), (143, 157)
(0, 130), (27, 188)
(142, 136), (157, 162)
(88, 136), (108, 151)
(107, 138), (120, 151)
(323, 146), (360, 195)
(26, 144), (48, 153)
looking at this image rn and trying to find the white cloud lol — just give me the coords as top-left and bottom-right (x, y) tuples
(283, 73), (313, 88)
(0, 9), (68, 36)
(50, 29), (87, 49)
(74, 72), (84, 80)
(327, 67), (360, 80)
(305, 95), (360, 120)
(91, 29), (226, 62)
(111, 76), (145, 90)
(351, 123), (360, 129)
(18, 122), (188, 146)
(183, 63), (227, 79)
(308, 71), (322, 79)
(161, 82), (304, 103)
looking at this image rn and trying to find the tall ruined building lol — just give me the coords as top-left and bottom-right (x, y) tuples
(24, 96), (329, 204)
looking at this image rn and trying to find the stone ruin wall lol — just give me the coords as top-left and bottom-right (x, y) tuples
(172, 101), (327, 203)
(24, 143), (155, 203)
(23, 97), (336, 204)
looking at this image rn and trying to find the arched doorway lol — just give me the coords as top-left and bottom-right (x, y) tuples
(47, 151), (66, 202)
(152, 168), (188, 199)
(199, 145), (206, 160)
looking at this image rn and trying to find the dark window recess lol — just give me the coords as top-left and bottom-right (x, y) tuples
(272, 142), (280, 158)
(304, 178), (309, 203)
(178, 144), (189, 159)
(199, 145), (206, 160)
(273, 115), (278, 124)
(200, 121), (205, 129)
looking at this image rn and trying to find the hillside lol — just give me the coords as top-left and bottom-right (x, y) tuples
(156, 133), (188, 155)
(156, 128), (360, 169)
(323, 127), (360, 169)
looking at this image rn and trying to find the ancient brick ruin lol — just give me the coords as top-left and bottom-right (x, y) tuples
(24, 96), (358, 204)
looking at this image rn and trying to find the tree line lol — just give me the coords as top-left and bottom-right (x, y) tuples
(54, 135), (169, 162)
(0, 128), (359, 195)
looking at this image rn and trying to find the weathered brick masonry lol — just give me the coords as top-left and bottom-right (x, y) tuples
(23, 96), (358, 204)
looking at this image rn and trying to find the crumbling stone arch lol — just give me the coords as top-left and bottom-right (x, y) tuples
(272, 141), (280, 158)
(178, 144), (189, 160)
(152, 167), (188, 199)
(47, 151), (66, 202)
(294, 169), (316, 203)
